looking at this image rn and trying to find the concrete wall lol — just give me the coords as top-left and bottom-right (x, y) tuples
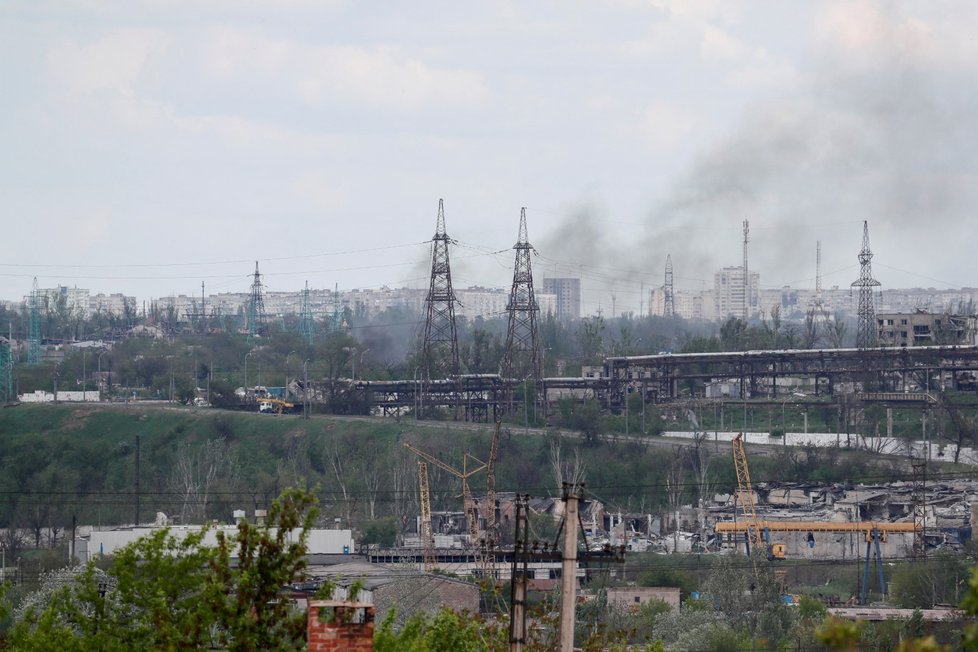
(607, 586), (681, 611)
(77, 526), (355, 562)
(19, 390), (100, 403)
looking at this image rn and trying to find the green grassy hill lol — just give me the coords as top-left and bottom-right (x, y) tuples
(0, 404), (913, 547)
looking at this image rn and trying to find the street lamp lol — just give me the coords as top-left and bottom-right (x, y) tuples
(244, 350), (255, 391)
(285, 350), (298, 394)
(97, 350), (107, 396)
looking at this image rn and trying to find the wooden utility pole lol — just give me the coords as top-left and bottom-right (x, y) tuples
(558, 482), (582, 652)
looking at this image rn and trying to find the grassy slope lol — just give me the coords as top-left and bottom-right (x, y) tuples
(0, 403), (929, 534)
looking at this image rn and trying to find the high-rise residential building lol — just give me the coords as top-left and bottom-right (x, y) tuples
(27, 285), (91, 318)
(713, 267), (759, 320)
(542, 277), (581, 321)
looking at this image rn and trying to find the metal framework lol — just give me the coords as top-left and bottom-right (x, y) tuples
(0, 337), (12, 402)
(420, 199), (460, 382)
(330, 283), (342, 333)
(811, 241), (830, 319)
(732, 433), (763, 554)
(27, 277), (41, 366)
(501, 208), (541, 380)
(330, 345), (978, 419)
(484, 421), (501, 556)
(298, 280), (315, 344)
(911, 459), (927, 558)
(852, 221), (881, 348)
(246, 261), (268, 337)
(418, 461), (435, 571)
(402, 441), (486, 554)
(742, 220), (750, 320)
(663, 254), (675, 318)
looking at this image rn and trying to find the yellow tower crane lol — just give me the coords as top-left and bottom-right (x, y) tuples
(417, 461), (435, 571)
(403, 441), (487, 564)
(732, 433), (785, 560)
(484, 421), (501, 549)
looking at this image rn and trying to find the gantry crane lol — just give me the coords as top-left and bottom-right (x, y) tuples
(724, 433), (920, 603)
(418, 461), (435, 571)
(402, 441), (488, 557)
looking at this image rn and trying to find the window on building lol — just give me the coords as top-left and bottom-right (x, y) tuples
(634, 596), (641, 603)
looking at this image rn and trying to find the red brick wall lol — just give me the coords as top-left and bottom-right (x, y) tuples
(307, 601), (375, 652)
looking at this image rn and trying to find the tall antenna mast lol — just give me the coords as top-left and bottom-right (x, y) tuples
(742, 220), (750, 320)
(851, 221), (881, 348)
(420, 199), (460, 381)
(811, 241), (827, 318)
(664, 254), (675, 318)
(501, 208), (542, 380)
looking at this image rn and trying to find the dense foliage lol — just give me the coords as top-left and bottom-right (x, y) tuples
(5, 487), (317, 651)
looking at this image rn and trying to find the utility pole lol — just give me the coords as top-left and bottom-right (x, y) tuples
(559, 482), (583, 652)
(135, 435), (141, 526)
(508, 494), (529, 652)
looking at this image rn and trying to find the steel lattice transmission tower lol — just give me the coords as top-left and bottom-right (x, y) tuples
(298, 280), (316, 344)
(0, 335), (11, 403)
(420, 199), (460, 381)
(851, 221), (881, 348)
(501, 208), (542, 380)
(27, 277), (41, 366)
(246, 261), (268, 337)
(663, 254), (675, 318)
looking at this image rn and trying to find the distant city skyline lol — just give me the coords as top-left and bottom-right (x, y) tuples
(3, 2), (977, 314)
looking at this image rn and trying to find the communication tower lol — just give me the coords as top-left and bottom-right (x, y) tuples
(742, 220), (750, 320)
(501, 208), (541, 380)
(664, 254), (675, 318)
(851, 221), (881, 348)
(420, 199), (460, 381)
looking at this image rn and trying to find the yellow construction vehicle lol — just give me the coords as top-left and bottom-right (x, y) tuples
(258, 398), (295, 414)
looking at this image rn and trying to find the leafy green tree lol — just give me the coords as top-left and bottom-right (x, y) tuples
(8, 487), (318, 651)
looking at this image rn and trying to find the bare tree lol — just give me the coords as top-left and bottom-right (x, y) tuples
(826, 314), (849, 349)
(169, 437), (240, 523)
(323, 434), (360, 523)
(549, 439), (586, 490)
(801, 309), (821, 349)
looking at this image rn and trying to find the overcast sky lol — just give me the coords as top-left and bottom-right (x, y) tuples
(2, 1), (976, 315)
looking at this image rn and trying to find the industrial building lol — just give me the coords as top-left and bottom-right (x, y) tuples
(878, 310), (975, 347)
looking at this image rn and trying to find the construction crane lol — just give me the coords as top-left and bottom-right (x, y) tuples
(731, 433), (783, 560)
(402, 441), (487, 557)
(484, 421), (501, 550)
(417, 461), (435, 571)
